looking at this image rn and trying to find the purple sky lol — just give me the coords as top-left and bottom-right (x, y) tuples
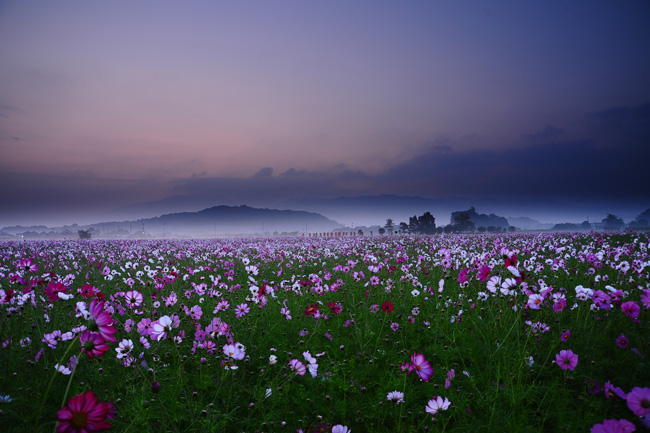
(1, 1), (649, 225)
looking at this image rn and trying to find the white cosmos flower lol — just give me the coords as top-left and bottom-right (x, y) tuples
(425, 396), (451, 415)
(116, 339), (134, 359)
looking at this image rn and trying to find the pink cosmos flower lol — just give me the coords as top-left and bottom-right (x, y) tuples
(627, 387), (650, 417)
(80, 331), (110, 359)
(235, 303), (250, 318)
(616, 334), (630, 349)
(408, 353), (434, 382)
(477, 265), (491, 282)
(457, 268), (469, 284)
(641, 290), (650, 309)
(553, 298), (566, 313)
(621, 301), (640, 320)
(223, 343), (245, 360)
(332, 425), (351, 433)
(56, 390), (114, 433)
(289, 359), (306, 376)
(88, 299), (117, 343)
(555, 349), (578, 371)
(560, 330), (571, 342)
(590, 419), (636, 433)
(604, 381), (627, 399)
(45, 281), (68, 302)
(150, 315), (174, 341)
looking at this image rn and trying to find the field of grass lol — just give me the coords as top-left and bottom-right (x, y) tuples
(0, 233), (648, 432)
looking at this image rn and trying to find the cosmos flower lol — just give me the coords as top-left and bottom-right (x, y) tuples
(332, 425), (351, 433)
(477, 265), (491, 282)
(621, 301), (640, 320)
(555, 349), (578, 371)
(289, 359), (306, 376)
(381, 301), (394, 313)
(88, 299), (118, 343)
(150, 315), (173, 341)
(616, 334), (630, 349)
(626, 387), (650, 417)
(425, 396), (451, 415)
(560, 330), (571, 342)
(235, 303), (250, 318)
(406, 352), (434, 382)
(115, 339), (134, 359)
(527, 294), (544, 310)
(56, 391), (114, 433)
(124, 290), (143, 308)
(223, 343), (246, 360)
(80, 331), (110, 359)
(590, 419), (636, 433)
(604, 381), (627, 400)
(386, 391), (405, 403)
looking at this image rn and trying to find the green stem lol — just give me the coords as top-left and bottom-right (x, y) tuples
(54, 351), (81, 433)
(35, 336), (79, 427)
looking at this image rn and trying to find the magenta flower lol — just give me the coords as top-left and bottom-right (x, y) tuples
(88, 299), (118, 343)
(590, 419), (636, 433)
(616, 334), (630, 349)
(555, 349), (578, 371)
(477, 265), (491, 282)
(621, 301), (640, 320)
(80, 331), (110, 359)
(560, 330), (571, 342)
(45, 281), (68, 303)
(56, 390), (114, 433)
(604, 381), (627, 400)
(457, 268), (469, 284)
(406, 352), (434, 382)
(627, 387), (650, 417)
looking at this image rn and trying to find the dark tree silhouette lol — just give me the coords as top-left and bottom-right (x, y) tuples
(401, 212), (436, 234)
(602, 214), (624, 231)
(78, 230), (92, 239)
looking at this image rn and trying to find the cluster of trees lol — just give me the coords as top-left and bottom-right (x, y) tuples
(551, 210), (649, 232)
(379, 210), (514, 235)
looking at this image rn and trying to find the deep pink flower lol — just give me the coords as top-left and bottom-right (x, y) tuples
(457, 268), (469, 284)
(80, 331), (110, 359)
(604, 381), (627, 400)
(590, 419), (636, 433)
(408, 352), (434, 382)
(45, 281), (68, 302)
(555, 349), (578, 371)
(88, 299), (118, 342)
(616, 334), (630, 349)
(560, 330), (571, 342)
(477, 265), (491, 282)
(627, 387), (650, 417)
(553, 298), (566, 313)
(621, 301), (640, 320)
(56, 390), (114, 433)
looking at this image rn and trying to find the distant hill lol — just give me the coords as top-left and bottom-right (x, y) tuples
(2, 205), (342, 238)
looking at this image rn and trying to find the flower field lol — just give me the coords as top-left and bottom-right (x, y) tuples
(0, 233), (648, 432)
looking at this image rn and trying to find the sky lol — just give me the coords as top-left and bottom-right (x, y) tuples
(1, 0), (649, 226)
